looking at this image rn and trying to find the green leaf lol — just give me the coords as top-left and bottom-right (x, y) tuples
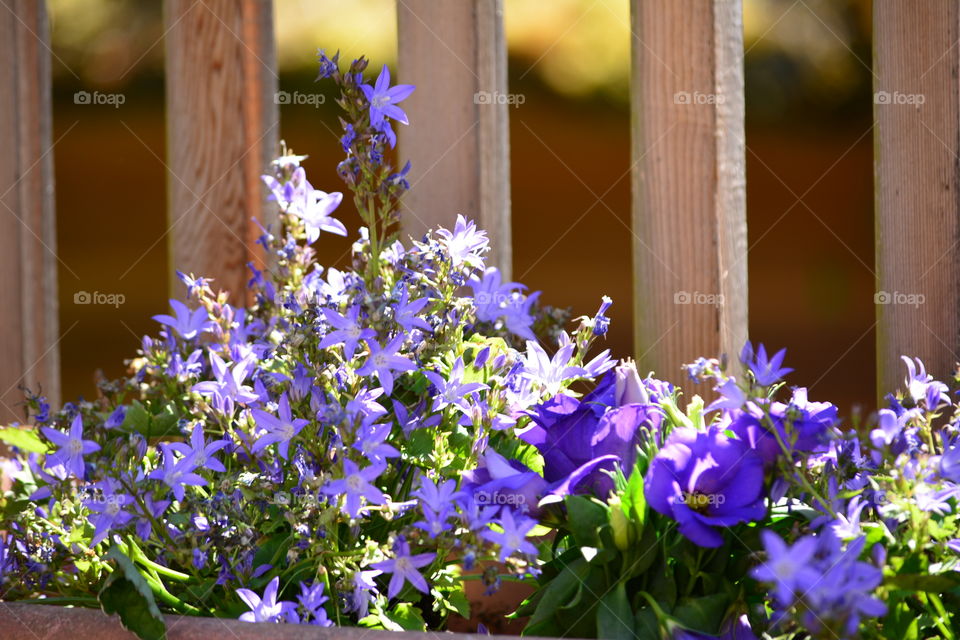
(0, 426), (49, 454)
(117, 401), (180, 437)
(405, 429), (434, 459)
(622, 466), (647, 527)
(672, 593), (730, 633)
(379, 603), (426, 631)
(445, 588), (471, 619)
(119, 401), (150, 434)
(565, 495), (608, 547)
(888, 572), (960, 593)
(597, 581), (634, 640)
(99, 546), (166, 640)
(527, 557), (590, 629)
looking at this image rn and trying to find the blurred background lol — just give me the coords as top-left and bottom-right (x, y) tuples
(47, 0), (874, 412)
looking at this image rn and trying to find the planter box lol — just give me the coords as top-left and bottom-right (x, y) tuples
(0, 603), (548, 640)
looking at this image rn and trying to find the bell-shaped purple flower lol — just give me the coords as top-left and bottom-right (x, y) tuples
(645, 426), (766, 548)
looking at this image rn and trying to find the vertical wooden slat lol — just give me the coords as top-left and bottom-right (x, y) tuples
(630, 0), (747, 384)
(874, 2), (960, 396)
(0, 0), (59, 423)
(164, 0), (278, 303)
(397, 0), (512, 277)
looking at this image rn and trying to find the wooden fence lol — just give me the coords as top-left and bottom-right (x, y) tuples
(0, 0), (954, 424)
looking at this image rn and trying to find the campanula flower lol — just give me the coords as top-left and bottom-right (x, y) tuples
(84, 479), (134, 546)
(236, 576), (298, 623)
(152, 299), (214, 341)
(41, 414), (100, 480)
(321, 459), (386, 518)
(347, 569), (382, 618)
(360, 65), (415, 146)
(372, 536), (435, 599)
(437, 215), (489, 269)
(356, 335), (415, 395)
(251, 393), (310, 460)
(740, 341), (793, 387)
(424, 357), (487, 415)
(901, 355), (950, 411)
(592, 296), (612, 336)
(520, 340), (586, 396)
(297, 581), (333, 626)
(319, 306), (376, 360)
(148, 444), (207, 502)
(481, 508), (538, 562)
(729, 388), (837, 466)
(169, 423), (229, 472)
(645, 426), (766, 547)
(191, 352), (259, 416)
(392, 287), (432, 334)
(522, 391), (657, 498)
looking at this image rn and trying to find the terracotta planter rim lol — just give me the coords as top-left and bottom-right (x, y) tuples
(0, 602), (567, 639)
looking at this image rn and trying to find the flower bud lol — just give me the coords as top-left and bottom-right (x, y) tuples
(608, 496), (634, 551)
(615, 360), (648, 406)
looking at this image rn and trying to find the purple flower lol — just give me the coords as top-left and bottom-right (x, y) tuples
(753, 531), (885, 635)
(740, 342), (793, 387)
(393, 288), (432, 334)
(148, 444), (207, 502)
(728, 388), (837, 466)
(469, 267), (516, 322)
(191, 352), (259, 416)
(750, 530), (820, 605)
(236, 576), (298, 623)
(262, 167), (346, 243)
(169, 423), (230, 472)
(437, 215), (489, 269)
(321, 459), (386, 518)
(356, 335), (416, 395)
(347, 569), (382, 618)
(413, 476), (461, 513)
(941, 436), (960, 482)
(645, 426), (766, 547)
(104, 405), (127, 429)
(462, 449), (547, 517)
(520, 340), (586, 395)
(297, 581), (333, 626)
(425, 357), (487, 414)
(707, 378), (746, 412)
(500, 291), (540, 341)
(521, 391), (659, 498)
(901, 355), (950, 411)
(592, 296), (613, 336)
(353, 420), (400, 462)
(250, 393), (309, 460)
(481, 508), (538, 561)
(361, 64), (415, 147)
(319, 306), (375, 359)
(84, 480), (135, 546)
(42, 415), (100, 480)
(152, 299), (214, 340)
(372, 537), (434, 599)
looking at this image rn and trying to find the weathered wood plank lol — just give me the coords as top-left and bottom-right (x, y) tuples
(630, 0), (748, 383)
(397, 0), (511, 277)
(164, 0), (278, 303)
(874, 1), (960, 396)
(0, 0), (59, 423)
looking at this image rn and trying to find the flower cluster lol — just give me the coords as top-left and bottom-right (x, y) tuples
(518, 339), (960, 639)
(4, 48), (960, 640)
(0, 54), (611, 638)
